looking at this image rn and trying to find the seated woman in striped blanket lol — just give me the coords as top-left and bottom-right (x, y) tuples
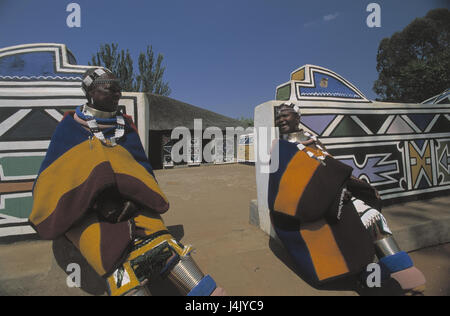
(269, 102), (425, 295)
(29, 67), (225, 296)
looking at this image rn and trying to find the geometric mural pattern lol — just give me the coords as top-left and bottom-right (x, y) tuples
(0, 44), (140, 241)
(436, 139), (450, 186)
(0, 43), (89, 241)
(274, 64), (450, 203)
(409, 140), (433, 189)
(300, 112), (450, 201)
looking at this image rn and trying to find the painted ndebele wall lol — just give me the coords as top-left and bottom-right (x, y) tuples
(253, 64), (450, 236)
(0, 43), (149, 241)
(237, 132), (255, 163)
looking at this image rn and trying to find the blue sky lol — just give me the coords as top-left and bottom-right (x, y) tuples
(0, 0), (448, 119)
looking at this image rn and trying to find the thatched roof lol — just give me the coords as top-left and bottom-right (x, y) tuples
(146, 94), (246, 131)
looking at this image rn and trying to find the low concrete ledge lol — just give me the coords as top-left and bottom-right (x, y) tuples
(249, 200), (279, 243)
(249, 196), (450, 253)
(380, 196), (450, 252)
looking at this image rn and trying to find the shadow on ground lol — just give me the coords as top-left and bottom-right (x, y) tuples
(268, 237), (406, 296)
(52, 224), (186, 296)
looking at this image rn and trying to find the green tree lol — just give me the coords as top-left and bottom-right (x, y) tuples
(373, 8), (450, 103)
(89, 43), (171, 96)
(135, 46), (171, 96)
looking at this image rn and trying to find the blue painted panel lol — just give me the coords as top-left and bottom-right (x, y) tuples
(300, 73), (362, 99)
(0, 51), (81, 80)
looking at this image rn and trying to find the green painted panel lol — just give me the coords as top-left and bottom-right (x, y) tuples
(0, 195), (33, 218)
(276, 84), (291, 101)
(330, 116), (368, 137)
(0, 156), (44, 177)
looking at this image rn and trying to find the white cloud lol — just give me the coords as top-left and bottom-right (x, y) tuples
(323, 12), (340, 21)
(303, 20), (319, 28)
(304, 12), (340, 28)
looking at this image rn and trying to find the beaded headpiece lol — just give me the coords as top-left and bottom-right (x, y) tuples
(81, 68), (121, 96)
(275, 102), (300, 117)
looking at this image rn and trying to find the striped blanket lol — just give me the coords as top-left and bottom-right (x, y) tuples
(29, 112), (169, 276)
(269, 139), (374, 283)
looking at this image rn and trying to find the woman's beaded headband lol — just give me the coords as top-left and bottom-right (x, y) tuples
(81, 68), (120, 95)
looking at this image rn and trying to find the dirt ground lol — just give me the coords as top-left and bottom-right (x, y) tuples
(0, 163), (448, 296)
(153, 164), (450, 296)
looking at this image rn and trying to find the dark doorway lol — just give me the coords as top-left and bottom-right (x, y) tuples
(148, 130), (163, 170)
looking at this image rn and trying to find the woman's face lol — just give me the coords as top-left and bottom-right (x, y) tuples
(89, 73), (122, 112)
(275, 110), (300, 134)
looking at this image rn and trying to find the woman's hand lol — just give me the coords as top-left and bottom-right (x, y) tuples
(92, 187), (139, 223)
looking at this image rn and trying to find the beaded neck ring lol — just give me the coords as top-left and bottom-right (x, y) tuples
(82, 103), (117, 119)
(76, 104), (125, 147)
(294, 131), (329, 165)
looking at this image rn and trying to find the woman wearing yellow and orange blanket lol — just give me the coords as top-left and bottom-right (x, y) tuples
(29, 68), (225, 296)
(269, 103), (425, 294)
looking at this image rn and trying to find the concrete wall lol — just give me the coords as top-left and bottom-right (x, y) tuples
(0, 43), (149, 241)
(0, 43), (243, 241)
(253, 64), (450, 237)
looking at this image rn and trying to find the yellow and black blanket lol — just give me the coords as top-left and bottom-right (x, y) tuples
(29, 113), (169, 276)
(268, 139), (374, 283)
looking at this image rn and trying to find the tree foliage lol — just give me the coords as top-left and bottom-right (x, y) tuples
(135, 46), (171, 96)
(373, 8), (450, 103)
(89, 43), (171, 96)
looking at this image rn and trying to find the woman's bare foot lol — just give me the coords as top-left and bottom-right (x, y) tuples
(211, 287), (227, 296)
